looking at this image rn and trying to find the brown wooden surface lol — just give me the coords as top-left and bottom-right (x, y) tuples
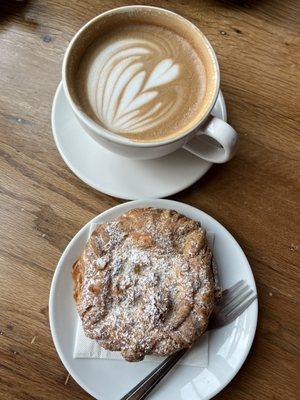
(0, 1), (299, 399)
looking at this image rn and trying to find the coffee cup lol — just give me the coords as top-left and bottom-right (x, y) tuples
(62, 5), (238, 162)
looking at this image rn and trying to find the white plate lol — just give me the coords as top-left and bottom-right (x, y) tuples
(51, 83), (227, 200)
(49, 199), (258, 400)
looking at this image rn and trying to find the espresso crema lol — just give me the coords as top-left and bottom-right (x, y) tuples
(75, 23), (209, 142)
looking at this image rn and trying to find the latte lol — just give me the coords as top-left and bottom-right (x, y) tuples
(67, 9), (218, 142)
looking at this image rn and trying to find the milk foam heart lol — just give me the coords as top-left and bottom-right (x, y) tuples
(75, 24), (207, 142)
(87, 40), (180, 134)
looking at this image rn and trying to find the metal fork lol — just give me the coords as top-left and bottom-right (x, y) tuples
(121, 280), (257, 400)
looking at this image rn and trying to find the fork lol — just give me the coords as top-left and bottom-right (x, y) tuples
(121, 280), (257, 400)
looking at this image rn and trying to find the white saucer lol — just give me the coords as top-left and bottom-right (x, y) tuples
(49, 199), (258, 400)
(51, 83), (227, 199)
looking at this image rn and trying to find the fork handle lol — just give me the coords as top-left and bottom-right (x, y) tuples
(120, 348), (188, 400)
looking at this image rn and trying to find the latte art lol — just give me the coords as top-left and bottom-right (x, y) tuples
(93, 41), (180, 134)
(76, 24), (207, 142)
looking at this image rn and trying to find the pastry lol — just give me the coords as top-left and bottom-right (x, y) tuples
(72, 208), (218, 361)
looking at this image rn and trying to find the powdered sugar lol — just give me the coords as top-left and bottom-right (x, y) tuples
(74, 208), (216, 361)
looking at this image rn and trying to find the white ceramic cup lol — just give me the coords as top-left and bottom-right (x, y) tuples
(62, 6), (238, 162)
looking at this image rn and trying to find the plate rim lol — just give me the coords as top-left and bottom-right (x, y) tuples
(49, 199), (258, 400)
(51, 82), (228, 200)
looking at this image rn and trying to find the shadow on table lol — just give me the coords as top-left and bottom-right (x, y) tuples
(0, 0), (30, 22)
(171, 163), (222, 200)
(214, 0), (263, 6)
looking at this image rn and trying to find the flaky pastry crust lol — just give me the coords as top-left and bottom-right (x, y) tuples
(73, 208), (217, 361)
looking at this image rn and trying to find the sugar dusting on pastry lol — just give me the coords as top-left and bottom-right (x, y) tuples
(72, 208), (216, 361)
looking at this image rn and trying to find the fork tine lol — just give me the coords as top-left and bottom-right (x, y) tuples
(218, 282), (248, 307)
(225, 295), (257, 323)
(220, 280), (244, 298)
(223, 288), (254, 315)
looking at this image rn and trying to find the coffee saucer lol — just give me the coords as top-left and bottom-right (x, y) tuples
(51, 82), (227, 199)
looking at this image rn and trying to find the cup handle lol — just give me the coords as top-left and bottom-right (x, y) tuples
(183, 117), (238, 163)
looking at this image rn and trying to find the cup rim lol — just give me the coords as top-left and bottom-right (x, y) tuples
(62, 5), (220, 148)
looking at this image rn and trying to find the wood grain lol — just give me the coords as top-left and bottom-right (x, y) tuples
(0, 0), (299, 399)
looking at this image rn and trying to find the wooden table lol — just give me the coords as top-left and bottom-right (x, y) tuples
(0, 1), (299, 399)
